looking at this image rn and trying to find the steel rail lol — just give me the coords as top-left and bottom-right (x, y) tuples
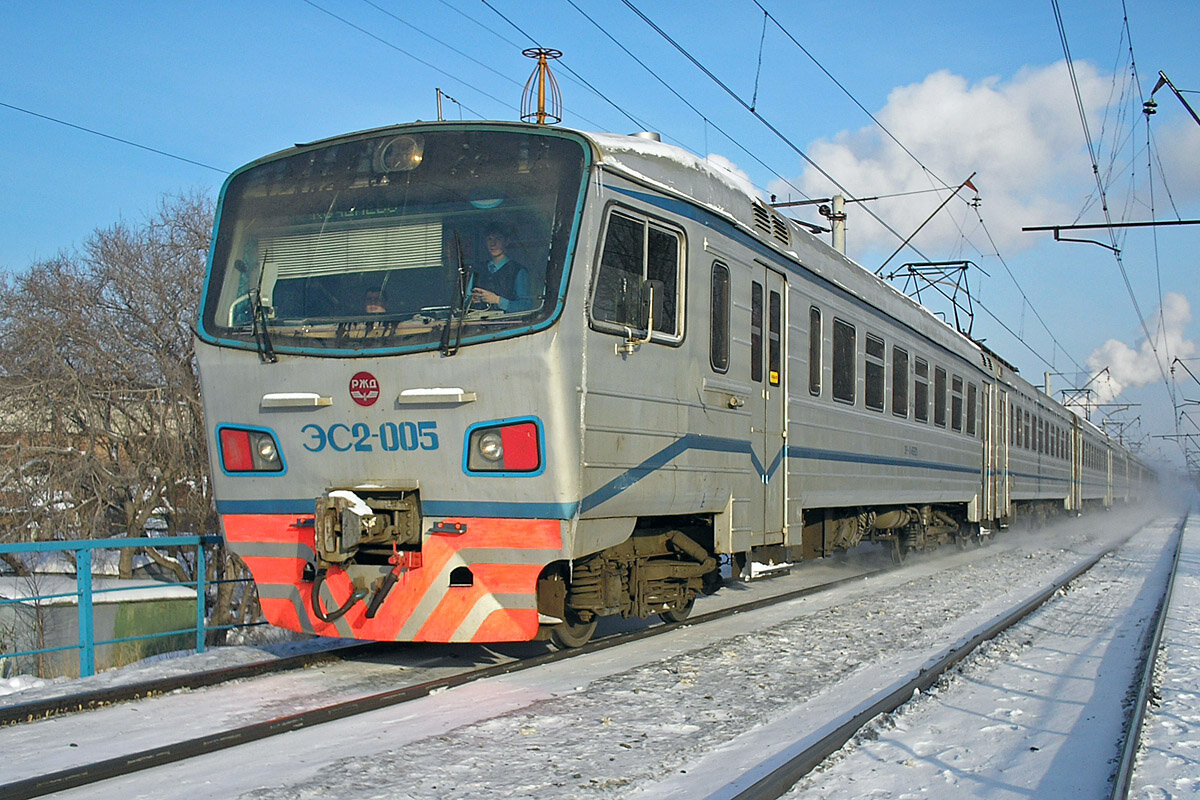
(705, 518), (1170, 800)
(0, 563), (889, 800)
(0, 643), (370, 726)
(1109, 513), (1188, 800)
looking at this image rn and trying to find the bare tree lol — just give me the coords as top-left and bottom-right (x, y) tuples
(0, 192), (258, 641)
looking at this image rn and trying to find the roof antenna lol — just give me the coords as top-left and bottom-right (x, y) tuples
(521, 48), (563, 125)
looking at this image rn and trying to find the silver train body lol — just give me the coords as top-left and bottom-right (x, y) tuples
(196, 122), (1149, 644)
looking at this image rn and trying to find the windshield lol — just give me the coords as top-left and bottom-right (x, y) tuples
(200, 126), (588, 354)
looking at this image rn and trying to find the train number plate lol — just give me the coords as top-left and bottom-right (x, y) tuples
(300, 421), (439, 453)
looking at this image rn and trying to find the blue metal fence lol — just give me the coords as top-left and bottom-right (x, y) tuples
(0, 535), (231, 677)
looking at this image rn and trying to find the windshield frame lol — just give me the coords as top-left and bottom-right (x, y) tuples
(196, 122), (592, 357)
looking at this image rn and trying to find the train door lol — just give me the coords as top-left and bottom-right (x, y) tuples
(981, 382), (994, 519)
(749, 266), (787, 543)
(985, 384), (1010, 522)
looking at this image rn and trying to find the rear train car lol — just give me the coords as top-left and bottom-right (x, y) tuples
(196, 121), (1145, 646)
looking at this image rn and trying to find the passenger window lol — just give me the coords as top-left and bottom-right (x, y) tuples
(865, 334), (885, 411)
(751, 282), (763, 383)
(832, 319), (856, 404)
(967, 383), (978, 437)
(710, 263), (730, 373)
(892, 347), (909, 418)
(913, 358), (929, 423)
(934, 367), (947, 427)
(951, 375), (963, 431)
(808, 306), (822, 396)
(591, 210), (683, 340)
(768, 290), (782, 387)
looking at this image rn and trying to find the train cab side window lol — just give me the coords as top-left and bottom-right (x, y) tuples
(710, 262), (730, 373)
(966, 383), (978, 436)
(865, 334), (885, 412)
(892, 346), (909, 417)
(832, 318), (856, 404)
(591, 209), (683, 341)
(808, 306), (822, 396)
(933, 367), (947, 427)
(913, 358), (929, 422)
(951, 375), (964, 431)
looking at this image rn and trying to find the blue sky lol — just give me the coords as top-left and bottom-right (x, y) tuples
(3, 1), (1198, 469)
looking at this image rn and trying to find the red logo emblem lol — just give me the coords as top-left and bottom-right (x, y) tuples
(349, 372), (380, 406)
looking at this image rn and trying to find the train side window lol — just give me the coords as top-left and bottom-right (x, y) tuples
(751, 282), (763, 383)
(865, 334), (885, 412)
(933, 367), (947, 427)
(808, 306), (822, 396)
(913, 358), (929, 422)
(1010, 405), (1017, 445)
(967, 383), (978, 436)
(768, 290), (782, 387)
(590, 209), (683, 341)
(1024, 409), (1031, 450)
(710, 262), (730, 373)
(951, 375), (964, 431)
(892, 346), (909, 418)
(832, 318), (856, 404)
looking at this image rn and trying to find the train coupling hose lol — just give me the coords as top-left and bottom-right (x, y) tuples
(311, 569), (368, 623)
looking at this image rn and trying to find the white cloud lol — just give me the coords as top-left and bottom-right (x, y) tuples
(773, 61), (1115, 254)
(1085, 291), (1197, 403)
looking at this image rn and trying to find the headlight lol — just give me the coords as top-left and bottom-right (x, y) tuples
(477, 431), (504, 462)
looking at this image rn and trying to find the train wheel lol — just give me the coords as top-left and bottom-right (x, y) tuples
(890, 537), (907, 565)
(551, 609), (598, 649)
(660, 597), (695, 624)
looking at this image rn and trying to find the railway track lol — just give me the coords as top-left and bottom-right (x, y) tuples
(671, 513), (1187, 800)
(0, 558), (890, 800)
(0, 643), (372, 726)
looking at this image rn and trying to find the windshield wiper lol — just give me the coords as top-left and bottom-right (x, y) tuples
(440, 233), (474, 357)
(250, 251), (277, 363)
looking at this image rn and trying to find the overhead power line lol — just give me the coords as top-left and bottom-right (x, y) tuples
(0, 100), (226, 174)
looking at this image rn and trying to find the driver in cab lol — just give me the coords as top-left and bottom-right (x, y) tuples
(471, 229), (531, 312)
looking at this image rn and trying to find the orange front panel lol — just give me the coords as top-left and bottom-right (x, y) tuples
(221, 514), (563, 643)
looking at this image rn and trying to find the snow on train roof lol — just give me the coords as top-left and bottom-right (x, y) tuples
(585, 131), (762, 221)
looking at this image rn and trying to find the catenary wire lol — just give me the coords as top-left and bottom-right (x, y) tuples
(300, 0), (503, 119)
(0, 101), (226, 174)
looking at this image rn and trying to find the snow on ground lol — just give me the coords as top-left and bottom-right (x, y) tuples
(782, 514), (1187, 799)
(9, 507), (1195, 800)
(21, 508), (1162, 800)
(1130, 513), (1200, 799)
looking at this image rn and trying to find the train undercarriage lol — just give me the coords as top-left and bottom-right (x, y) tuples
(302, 490), (1082, 649)
(537, 503), (999, 648)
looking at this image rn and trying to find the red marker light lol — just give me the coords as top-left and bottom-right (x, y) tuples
(220, 428), (255, 472)
(500, 422), (540, 471)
